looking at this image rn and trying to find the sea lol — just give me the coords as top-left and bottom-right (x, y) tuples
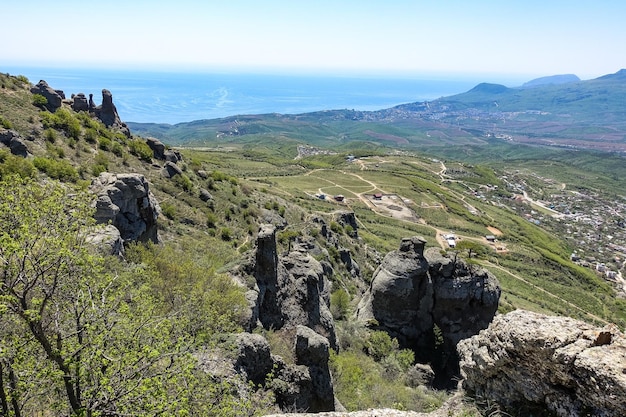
(5, 66), (507, 125)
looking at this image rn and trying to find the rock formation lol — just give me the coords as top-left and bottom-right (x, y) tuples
(90, 172), (160, 243)
(457, 310), (626, 417)
(84, 224), (125, 257)
(234, 326), (336, 413)
(93, 89), (130, 137)
(71, 93), (89, 112)
(240, 224), (337, 349)
(356, 236), (500, 387)
(30, 80), (63, 111)
(0, 129), (29, 157)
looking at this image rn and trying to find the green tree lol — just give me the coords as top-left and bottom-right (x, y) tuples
(0, 176), (229, 416)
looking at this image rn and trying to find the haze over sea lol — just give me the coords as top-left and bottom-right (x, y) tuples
(6, 66), (521, 125)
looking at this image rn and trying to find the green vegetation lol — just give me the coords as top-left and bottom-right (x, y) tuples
(0, 175), (268, 416)
(2, 70), (626, 415)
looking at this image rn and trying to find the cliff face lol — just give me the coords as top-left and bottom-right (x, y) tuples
(356, 237), (501, 387)
(458, 310), (626, 417)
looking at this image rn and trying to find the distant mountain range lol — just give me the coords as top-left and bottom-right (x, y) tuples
(521, 74), (580, 88)
(129, 69), (626, 153)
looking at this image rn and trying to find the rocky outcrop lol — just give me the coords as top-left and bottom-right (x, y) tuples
(356, 236), (500, 387)
(30, 80), (63, 111)
(94, 89), (130, 137)
(84, 224), (125, 257)
(163, 161), (183, 178)
(234, 327), (335, 413)
(90, 173), (160, 243)
(269, 326), (335, 412)
(241, 224), (337, 349)
(0, 129), (29, 157)
(146, 137), (166, 159)
(457, 310), (626, 417)
(334, 211), (358, 237)
(71, 93), (89, 111)
(234, 332), (274, 386)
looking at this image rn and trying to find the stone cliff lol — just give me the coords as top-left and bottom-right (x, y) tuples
(90, 172), (160, 244)
(458, 310), (626, 417)
(356, 236), (501, 387)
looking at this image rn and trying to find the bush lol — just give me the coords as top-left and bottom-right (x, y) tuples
(220, 227), (233, 241)
(173, 173), (193, 192)
(44, 128), (57, 143)
(32, 94), (48, 108)
(33, 157), (78, 182)
(128, 139), (153, 162)
(331, 289), (351, 320)
(161, 202), (177, 220)
(0, 150), (36, 179)
(0, 116), (13, 129)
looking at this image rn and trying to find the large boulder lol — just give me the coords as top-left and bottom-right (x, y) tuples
(355, 236), (500, 387)
(90, 173), (160, 243)
(84, 224), (125, 257)
(458, 310), (626, 417)
(71, 93), (89, 112)
(277, 326), (334, 412)
(237, 224), (337, 350)
(146, 137), (166, 159)
(30, 80), (63, 111)
(94, 89), (130, 137)
(0, 129), (29, 157)
(234, 332), (274, 386)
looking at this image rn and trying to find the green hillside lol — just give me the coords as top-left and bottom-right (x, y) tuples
(1, 70), (625, 416)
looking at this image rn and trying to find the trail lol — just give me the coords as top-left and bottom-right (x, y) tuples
(482, 261), (609, 325)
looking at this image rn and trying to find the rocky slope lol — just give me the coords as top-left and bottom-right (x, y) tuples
(458, 310), (626, 416)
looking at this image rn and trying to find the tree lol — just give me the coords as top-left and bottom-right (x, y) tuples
(0, 176), (213, 416)
(454, 239), (488, 259)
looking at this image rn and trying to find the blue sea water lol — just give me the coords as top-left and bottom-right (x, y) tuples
(5, 66), (483, 124)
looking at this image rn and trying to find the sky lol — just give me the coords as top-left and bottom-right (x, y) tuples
(3, 0), (626, 80)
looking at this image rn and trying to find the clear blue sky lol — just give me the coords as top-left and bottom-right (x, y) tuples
(4, 0), (625, 80)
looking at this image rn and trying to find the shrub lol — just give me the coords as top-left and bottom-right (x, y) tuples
(161, 202), (177, 220)
(44, 128), (57, 143)
(220, 227), (233, 241)
(0, 150), (36, 179)
(366, 331), (398, 361)
(0, 116), (13, 129)
(331, 289), (351, 320)
(128, 139), (153, 162)
(32, 94), (48, 108)
(33, 157), (78, 182)
(173, 173), (193, 192)
(98, 136), (112, 151)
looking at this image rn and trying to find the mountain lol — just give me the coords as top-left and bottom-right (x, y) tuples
(521, 73), (580, 88)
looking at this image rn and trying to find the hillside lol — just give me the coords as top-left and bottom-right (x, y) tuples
(1, 71), (625, 416)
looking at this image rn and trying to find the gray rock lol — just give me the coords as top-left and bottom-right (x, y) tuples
(355, 236), (500, 388)
(163, 161), (183, 178)
(199, 188), (213, 202)
(234, 332), (274, 385)
(0, 129), (29, 157)
(164, 149), (182, 163)
(90, 173), (160, 243)
(334, 211), (358, 237)
(238, 225), (337, 350)
(197, 170), (209, 179)
(94, 89), (130, 137)
(71, 93), (89, 111)
(146, 137), (166, 159)
(458, 310), (626, 417)
(84, 224), (124, 257)
(30, 80), (62, 111)
(291, 326), (334, 412)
